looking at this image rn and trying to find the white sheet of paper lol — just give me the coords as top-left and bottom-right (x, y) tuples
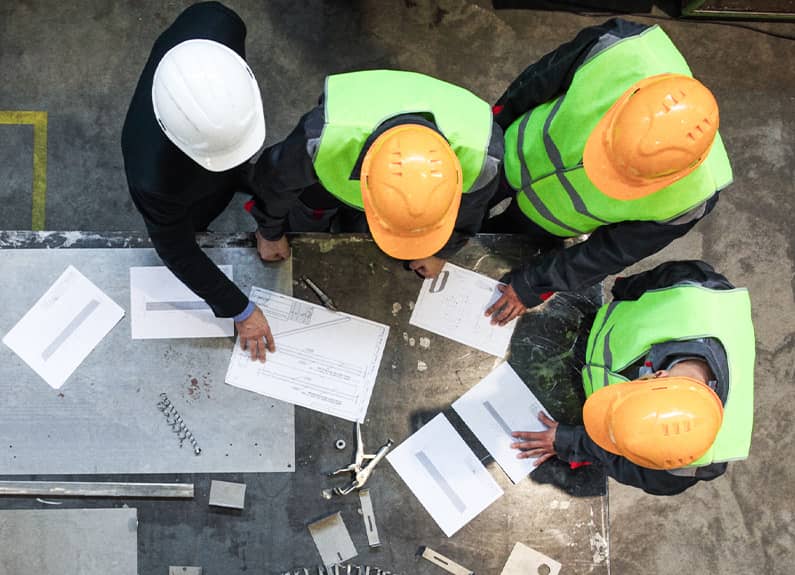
(2, 265), (125, 389)
(225, 287), (389, 422)
(409, 263), (518, 357)
(130, 266), (234, 339)
(386, 414), (503, 537)
(452, 362), (550, 483)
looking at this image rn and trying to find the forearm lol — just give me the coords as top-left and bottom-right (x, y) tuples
(510, 215), (705, 306)
(148, 226), (249, 318)
(251, 107), (322, 239)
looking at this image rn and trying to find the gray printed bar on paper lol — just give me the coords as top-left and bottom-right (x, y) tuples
(483, 400), (514, 436)
(41, 299), (100, 360)
(146, 300), (211, 311)
(416, 451), (467, 513)
(0, 247), (294, 475)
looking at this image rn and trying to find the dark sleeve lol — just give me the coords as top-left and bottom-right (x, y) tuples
(612, 260), (735, 300)
(510, 194), (719, 307)
(493, 18), (648, 129)
(434, 122), (504, 259)
(250, 106), (324, 240)
(554, 424), (726, 496)
(130, 189), (249, 318)
(154, 2), (248, 57)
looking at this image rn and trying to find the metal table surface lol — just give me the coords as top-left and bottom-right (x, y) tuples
(0, 231), (608, 575)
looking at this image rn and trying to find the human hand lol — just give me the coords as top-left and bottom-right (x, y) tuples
(409, 256), (445, 278)
(485, 283), (527, 326)
(510, 412), (559, 466)
(255, 229), (290, 262)
(235, 305), (275, 362)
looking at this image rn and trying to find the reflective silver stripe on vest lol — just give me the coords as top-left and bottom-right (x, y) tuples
(585, 301), (619, 387)
(603, 326), (615, 389)
(517, 112), (583, 236)
(543, 97), (611, 225)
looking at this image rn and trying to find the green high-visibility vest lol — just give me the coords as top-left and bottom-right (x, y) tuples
(504, 25), (733, 237)
(313, 70), (492, 209)
(583, 285), (755, 466)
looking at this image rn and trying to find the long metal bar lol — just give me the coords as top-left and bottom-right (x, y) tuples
(0, 480), (194, 498)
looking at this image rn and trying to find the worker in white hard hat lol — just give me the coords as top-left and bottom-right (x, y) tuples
(122, 2), (272, 361)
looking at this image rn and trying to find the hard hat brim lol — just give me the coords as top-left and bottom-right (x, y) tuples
(583, 74), (705, 201)
(583, 376), (723, 467)
(583, 381), (639, 456)
(362, 183), (461, 261)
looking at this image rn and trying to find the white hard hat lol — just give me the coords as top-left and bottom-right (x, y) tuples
(152, 39), (266, 172)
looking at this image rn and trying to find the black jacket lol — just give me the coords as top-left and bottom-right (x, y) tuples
(495, 19), (722, 308)
(554, 260), (733, 495)
(251, 89), (505, 259)
(121, 2), (258, 318)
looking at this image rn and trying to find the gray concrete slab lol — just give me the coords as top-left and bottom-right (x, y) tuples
(0, 246), (294, 474)
(0, 125), (33, 230)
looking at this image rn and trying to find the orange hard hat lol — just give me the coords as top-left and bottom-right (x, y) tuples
(583, 376), (723, 470)
(583, 74), (719, 200)
(360, 124), (462, 260)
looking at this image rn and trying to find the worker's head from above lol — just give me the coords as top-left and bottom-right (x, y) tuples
(151, 39), (266, 172)
(583, 357), (725, 470)
(360, 124), (462, 260)
(583, 73), (719, 201)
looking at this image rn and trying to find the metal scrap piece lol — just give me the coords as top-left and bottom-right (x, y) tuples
(420, 547), (474, 575)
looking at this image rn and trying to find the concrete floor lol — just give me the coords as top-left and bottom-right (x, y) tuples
(0, 0), (793, 573)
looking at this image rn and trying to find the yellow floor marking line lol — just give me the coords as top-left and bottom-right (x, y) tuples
(0, 111), (48, 230)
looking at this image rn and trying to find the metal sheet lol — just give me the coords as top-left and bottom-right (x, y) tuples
(358, 488), (380, 547)
(0, 248), (294, 474)
(0, 508), (138, 575)
(209, 480), (246, 509)
(308, 511), (358, 567)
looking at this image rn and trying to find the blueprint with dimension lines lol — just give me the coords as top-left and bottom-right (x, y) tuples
(225, 287), (389, 422)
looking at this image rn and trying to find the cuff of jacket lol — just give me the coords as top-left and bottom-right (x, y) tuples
(257, 225), (285, 242)
(553, 423), (582, 462)
(233, 301), (256, 323)
(509, 271), (546, 309)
